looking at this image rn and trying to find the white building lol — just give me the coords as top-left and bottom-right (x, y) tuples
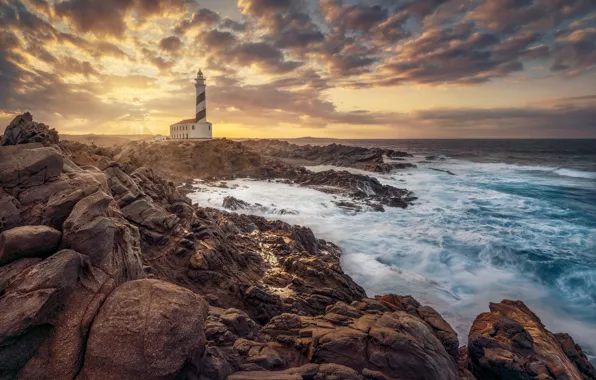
(170, 70), (213, 140)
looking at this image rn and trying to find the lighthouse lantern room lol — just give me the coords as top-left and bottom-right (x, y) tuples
(169, 70), (213, 140)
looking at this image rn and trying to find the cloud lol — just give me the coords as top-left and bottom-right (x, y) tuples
(159, 35), (182, 53)
(173, 8), (220, 34)
(411, 96), (596, 137)
(2, 0), (596, 137)
(55, 0), (190, 37)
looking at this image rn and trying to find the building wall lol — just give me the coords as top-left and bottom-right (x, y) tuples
(169, 122), (212, 140)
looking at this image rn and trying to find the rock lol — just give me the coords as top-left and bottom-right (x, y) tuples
(555, 333), (596, 380)
(0, 145), (63, 189)
(62, 191), (145, 285)
(0, 190), (21, 232)
(0, 250), (114, 379)
(0, 225), (62, 265)
(1, 112), (59, 146)
(223, 196), (251, 211)
(79, 279), (209, 380)
(262, 299), (459, 380)
(467, 300), (595, 380)
(241, 140), (412, 174)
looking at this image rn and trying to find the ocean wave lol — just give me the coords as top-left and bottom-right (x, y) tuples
(553, 168), (596, 180)
(188, 159), (596, 355)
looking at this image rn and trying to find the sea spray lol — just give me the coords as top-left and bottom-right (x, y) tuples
(189, 157), (596, 356)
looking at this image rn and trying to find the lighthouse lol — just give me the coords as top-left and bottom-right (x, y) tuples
(169, 70), (213, 140)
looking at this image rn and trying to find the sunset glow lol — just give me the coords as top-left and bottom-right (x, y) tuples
(1, 0), (595, 138)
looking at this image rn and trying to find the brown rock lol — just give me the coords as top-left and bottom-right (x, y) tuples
(62, 191), (145, 284)
(467, 300), (593, 380)
(0, 189), (21, 232)
(1, 112), (59, 146)
(79, 279), (209, 380)
(0, 250), (112, 379)
(555, 333), (596, 380)
(0, 225), (62, 265)
(0, 146), (63, 189)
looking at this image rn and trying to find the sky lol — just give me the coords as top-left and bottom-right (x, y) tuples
(1, 0), (596, 138)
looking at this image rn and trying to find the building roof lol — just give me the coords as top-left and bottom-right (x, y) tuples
(171, 118), (195, 125)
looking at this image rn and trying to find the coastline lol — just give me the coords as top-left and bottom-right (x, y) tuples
(1, 114), (595, 378)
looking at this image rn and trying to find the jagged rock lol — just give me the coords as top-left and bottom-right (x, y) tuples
(234, 339), (288, 370)
(467, 300), (595, 380)
(555, 333), (596, 380)
(1, 113), (59, 146)
(376, 294), (459, 360)
(0, 250), (114, 379)
(223, 196), (251, 211)
(0, 225), (62, 265)
(261, 299), (459, 380)
(0, 145), (63, 189)
(62, 191), (145, 285)
(79, 279), (209, 380)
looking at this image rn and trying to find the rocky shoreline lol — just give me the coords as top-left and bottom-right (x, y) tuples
(1, 113), (594, 380)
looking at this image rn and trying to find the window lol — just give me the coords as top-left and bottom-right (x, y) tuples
(209, 125), (211, 130)
(192, 125), (195, 130)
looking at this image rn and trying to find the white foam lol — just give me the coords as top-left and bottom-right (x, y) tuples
(554, 168), (596, 180)
(188, 160), (596, 355)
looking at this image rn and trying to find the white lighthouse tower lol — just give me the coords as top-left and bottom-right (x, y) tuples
(169, 70), (213, 140)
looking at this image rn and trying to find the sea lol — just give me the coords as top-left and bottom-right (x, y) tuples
(189, 139), (596, 359)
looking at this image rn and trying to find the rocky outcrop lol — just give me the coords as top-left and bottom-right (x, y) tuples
(113, 139), (416, 210)
(467, 300), (594, 380)
(1, 114), (594, 380)
(79, 279), (209, 380)
(241, 139), (414, 173)
(1, 112), (58, 146)
(259, 299), (460, 380)
(62, 191), (145, 285)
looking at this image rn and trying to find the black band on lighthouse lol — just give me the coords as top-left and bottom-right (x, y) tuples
(196, 92), (206, 105)
(196, 109), (206, 123)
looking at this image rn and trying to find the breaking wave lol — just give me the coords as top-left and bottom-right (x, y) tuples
(188, 157), (596, 357)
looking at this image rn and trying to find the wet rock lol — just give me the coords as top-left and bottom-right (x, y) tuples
(0, 225), (62, 265)
(79, 279), (209, 380)
(430, 168), (456, 176)
(467, 300), (595, 380)
(223, 196), (251, 211)
(1, 112), (59, 146)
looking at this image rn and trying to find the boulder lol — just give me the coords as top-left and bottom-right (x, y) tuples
(0, 225), (62, 265)
(79, 279), (209, 380)
(0, 146), (63, 189)
(62, 191), (145, 284)
(467, 300), (595, 380)
(1, 112), (59, 146)
(0, 250), (113, 380)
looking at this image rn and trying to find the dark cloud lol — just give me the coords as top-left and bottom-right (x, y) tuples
(55, 0), (190, 37)
(159, 35), (182, 52)
(230, 42), (302, 74)
(174, 8), (220, 34)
